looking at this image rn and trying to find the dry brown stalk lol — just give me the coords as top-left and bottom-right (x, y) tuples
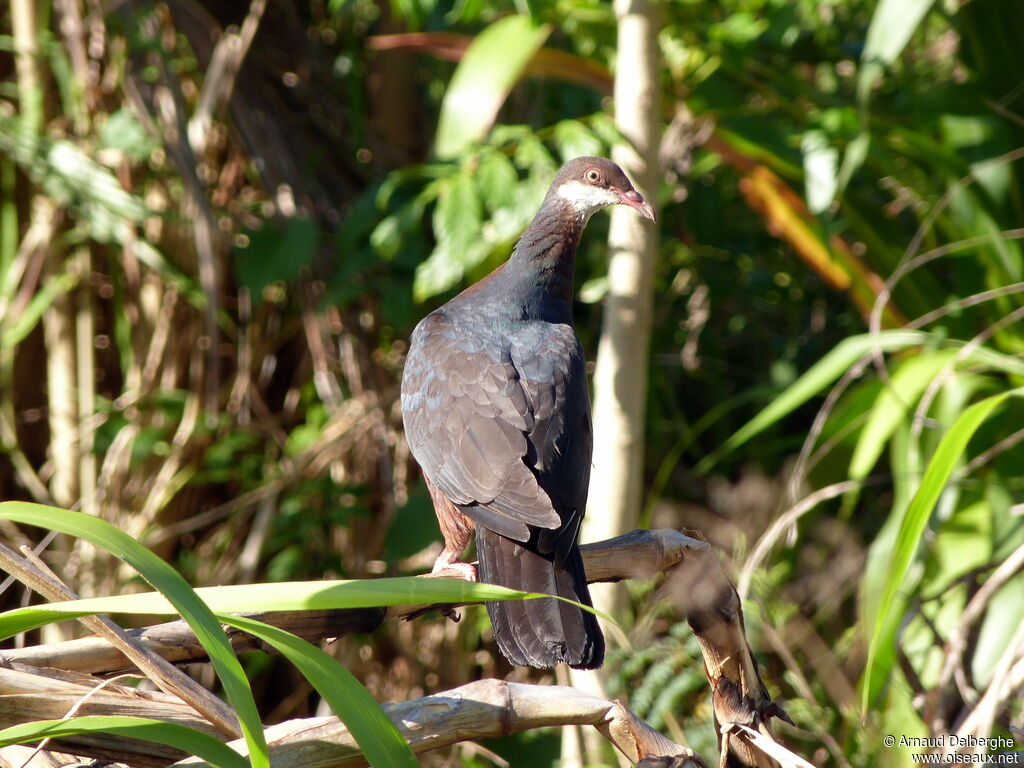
(0, 664), (218, 767)
(175, 679), (708, 768)
(1, 529), (791, 767)
(927, 539), (1024, 732)
(188, 0), (268, 154)
(661, 530), (791, 768)
(0, 541), (241, 739)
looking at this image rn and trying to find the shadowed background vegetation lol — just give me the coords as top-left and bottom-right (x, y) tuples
(1, 0), (1023, 765)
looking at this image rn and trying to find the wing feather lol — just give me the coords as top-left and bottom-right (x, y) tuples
(401, 311), (591, 551)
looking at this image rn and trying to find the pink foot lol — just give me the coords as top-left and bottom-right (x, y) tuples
(429, 558), (478, 582)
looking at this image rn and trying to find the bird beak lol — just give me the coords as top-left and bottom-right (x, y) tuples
(618, 189), (657, 222)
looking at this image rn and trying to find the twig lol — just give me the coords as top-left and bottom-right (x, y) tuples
(739, 480), (864, 601)
(0, 188), (62, 507)
(908, 280), (1024, 331)
(145, 397), (373, 546)
(927, 539), (1024, 731)
(952, 622), (1024, 747)
(723, 723), (817, 768)
(662, 536), (791, 768)
(0, 662), (221, 765)
(867, 146), (1024, 386)
(959, 427), (1024, 477)
(760, 622), (850, 768)
(187, 0), (268, 154)
(16, 672), (138, 768)
(908, 303), (1024, 453)
(122, 5), (223, 424)
(0, 531), (57, 600)
(787, 230), (1024, 508)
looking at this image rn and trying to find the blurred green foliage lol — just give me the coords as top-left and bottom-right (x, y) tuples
(1, 0), (1023, 765)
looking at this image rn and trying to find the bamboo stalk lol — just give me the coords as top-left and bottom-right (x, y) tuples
(41, 250), (79, 511)
(187, 0), (268, 154)
(0, 200), (58, 506)
(174, 679), (708, 768)
(72, 246), (100, 599)
(11, 0), (43, 139)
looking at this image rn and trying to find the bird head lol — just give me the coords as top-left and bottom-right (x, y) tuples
(550, 156), (657, 223)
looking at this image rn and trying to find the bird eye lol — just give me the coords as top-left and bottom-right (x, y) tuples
(585, 168), (602, 184)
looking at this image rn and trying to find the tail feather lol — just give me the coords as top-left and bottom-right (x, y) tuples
(475, 526), (604, 669)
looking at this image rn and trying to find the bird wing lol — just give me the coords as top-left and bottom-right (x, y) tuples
(401, 311), (591, 547)
(508, 321), (592, 524)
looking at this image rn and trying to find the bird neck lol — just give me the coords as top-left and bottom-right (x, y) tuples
(503, 198), (585, 317)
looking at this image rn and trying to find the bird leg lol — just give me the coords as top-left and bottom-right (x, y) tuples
(425, 479), (478, 589)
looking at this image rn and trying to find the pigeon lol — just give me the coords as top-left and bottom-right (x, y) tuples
(401, 157), (655, 668)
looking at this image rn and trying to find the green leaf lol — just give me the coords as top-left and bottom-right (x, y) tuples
(553, 120), (604, 163)
(513, 133), (557, 175)
(694, 331), (930, 474)
(370, 211), (407, 259)
(835, 131), (870, 203)
(233, 218), (319, 298)
(0, 503), (269, 768)
(476, 150), (520, 212)
(412, 248), (468, 302)
(930, 499), (992, 588)
(843, 349), (960, 512)
(414, 172), (489, 300)
(435, 16), (552, 159)
(973, 571), (1024, 686)
(862, 387), (1024, 709)
(0, 717), (247, 768)
(858, 0), (936, 103)
(708, 11), (768, 45)
(0, 116), (149, 241)
(99, 109), (157, 160)
(434, 172), (483, 257)
(223, 616), (418, 767)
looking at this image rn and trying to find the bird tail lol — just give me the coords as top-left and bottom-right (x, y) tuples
(475, 526), (605, 669)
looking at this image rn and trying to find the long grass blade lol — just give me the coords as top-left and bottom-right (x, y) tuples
(695, 330), (928, 474)
(858, 0), (936, 104)
(0, 577), (540, 639)
(861, 388), (1024, 708)
(223, 615), (419, 767)
(843, 349), (960, 512)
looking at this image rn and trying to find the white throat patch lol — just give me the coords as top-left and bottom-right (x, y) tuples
(555, 180), (622, 222)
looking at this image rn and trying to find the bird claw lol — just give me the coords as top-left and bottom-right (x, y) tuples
(441, 607), (462, 623)
(424, 560), (475, 623)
